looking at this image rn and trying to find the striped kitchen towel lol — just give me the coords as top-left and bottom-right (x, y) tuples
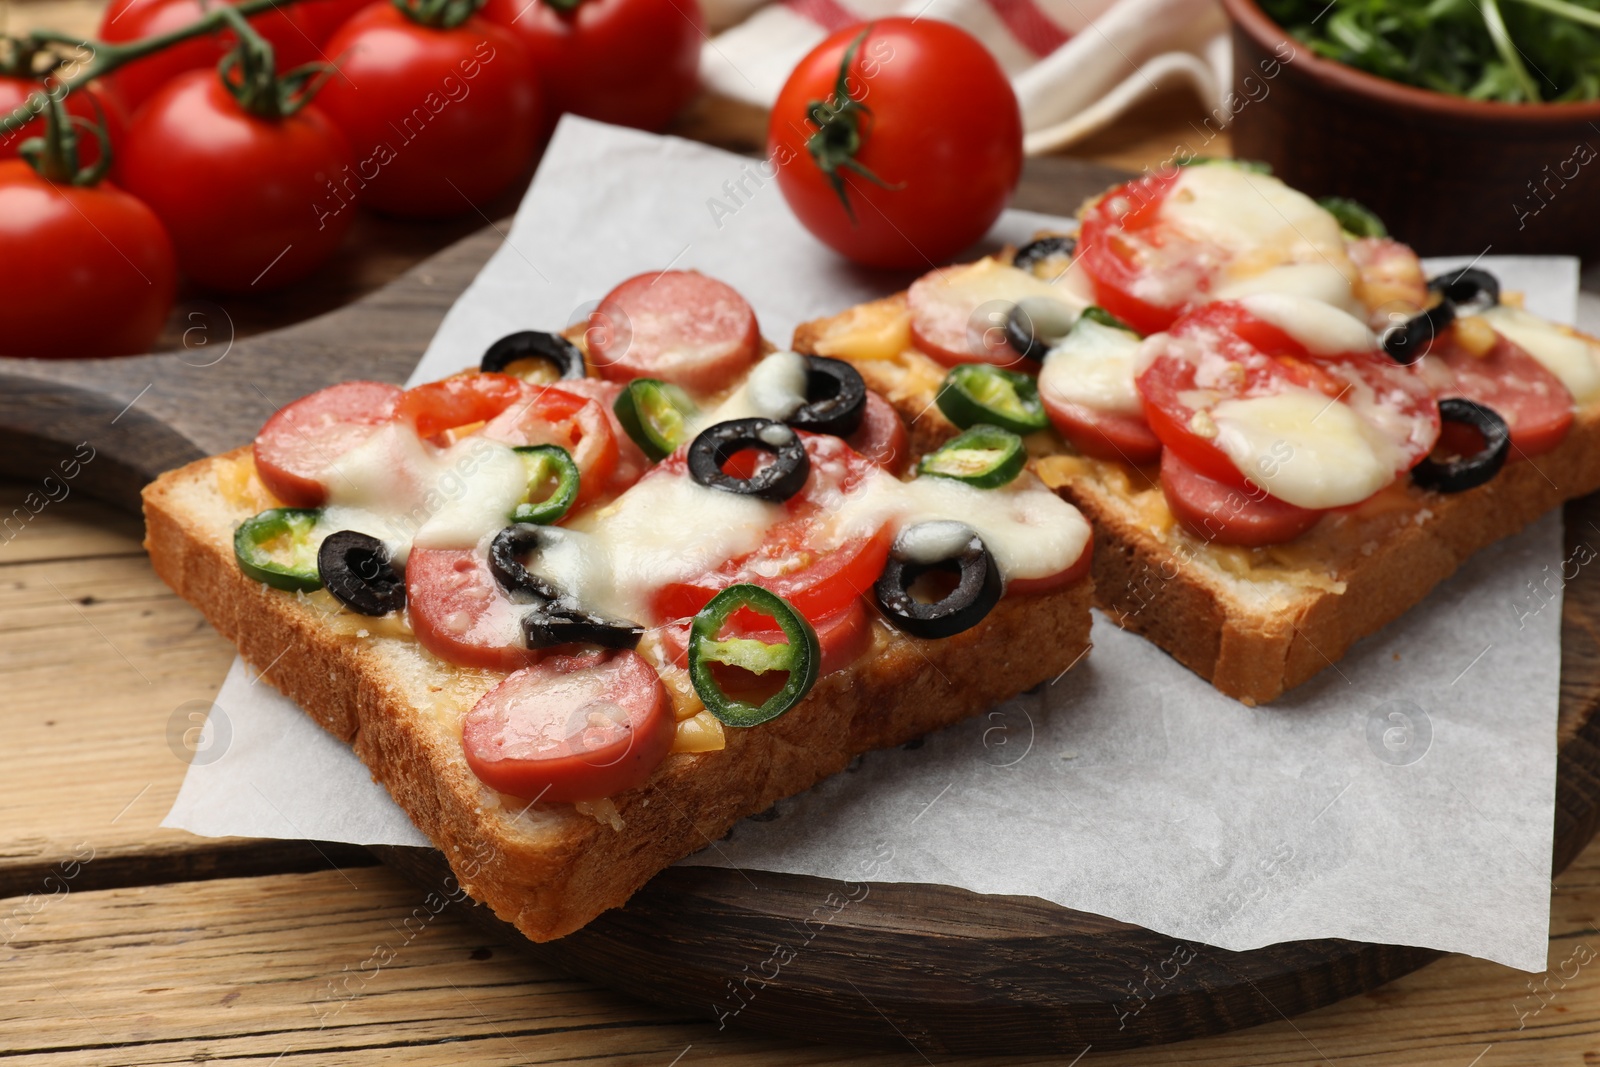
(700, 0), (1230, 154)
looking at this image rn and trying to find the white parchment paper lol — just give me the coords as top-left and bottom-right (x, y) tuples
(165, 116), (1583, 971)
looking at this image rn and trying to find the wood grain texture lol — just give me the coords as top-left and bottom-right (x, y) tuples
(5, 860), (1600, 1065)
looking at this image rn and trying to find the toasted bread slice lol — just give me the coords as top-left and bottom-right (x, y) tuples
(144, 448), (1092, 940)
(795, 293), (1600, 705)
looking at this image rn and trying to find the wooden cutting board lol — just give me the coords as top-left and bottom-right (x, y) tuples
(6, 155), (1598, 1056)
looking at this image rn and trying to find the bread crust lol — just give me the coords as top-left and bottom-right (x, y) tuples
(795, 297), (1600, 705)
(144, 449), (1092, 940)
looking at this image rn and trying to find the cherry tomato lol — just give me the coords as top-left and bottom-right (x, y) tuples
(252, 381), (403, 506)
(315, 4), (542, 218)
(1136, 302), (1439, 499)
(0, 160), (176, 359)
(291, 0), (374, 44)
(1006, 538), (1094, 595)
(407, 546), (535, 671)
(0, 78), (126, 170)
(651, 433), (892, 624)
(461, 650), (674, 802)
(768, 19), (1023, 270)
(118, 70), (354, 293)
(588, 271), (760, 393)
(99, 0), (323, 113)
(1424, 328), (1573, 458)
(398, 372), (528, 437)
(480, 0), (701, 132)
(478, 382), (621, 505)
(1075, 169), (1184, 336)
(845, 390), (909, 472)
(1159, 448), (1323, 547)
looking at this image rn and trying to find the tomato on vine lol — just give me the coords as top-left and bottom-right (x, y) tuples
(480, 0), (701, 132)
(99, 0), (323, 111)
(315, 0), (542, 217)
(0, 93), (175, 358)
(117, 18), (354, 293)
(767, 19), (1023, 270)
(0, 68), (126, 170)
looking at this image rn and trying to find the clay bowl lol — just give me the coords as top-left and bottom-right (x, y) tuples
(1220, 0), (1600, 260)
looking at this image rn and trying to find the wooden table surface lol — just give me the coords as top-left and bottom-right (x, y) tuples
(8, 0), (1600, 1059)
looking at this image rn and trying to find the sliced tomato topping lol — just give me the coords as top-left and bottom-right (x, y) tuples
(479, 383), (620, 506)
(845, 390), (910, 472)
(661, 596), (873, 678)
(1076, 170), (1184, 336)
(398, 373), (528, 439)
(461, 650), (674, 803)
(1040, 393), (1162, 465)
(1424, 330), (1573, 458)
(587, 270), (760, 393)
(1006, 537), (1094, 595)
(405, 547), (533, 672)
(252, 380), (403, 507)
(548, 376), (651, 492)
(1136, 301), (1439, 498)
(650, 434), (892, 625)
(1159, 448), (1323, 547)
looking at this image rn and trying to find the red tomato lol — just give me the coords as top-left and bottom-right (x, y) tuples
(315, 4), (542, 218)
(480, 0), (701, 132)
(0, 78), (126, 170)
(588, 271), (760, 393)
(99, 0), (322, 112)
(252, 380), (402, 506)
(845, 390), (909, 472)
(662, 597), (873, 678)
(1040, 393), (1163, 465)
(398, 372), (528, 437)
(461, 650), (674, 802)
(291, 0), (374, 44)
(1424, 330), (1573, 458)
(768, 19), (1023, 270)
(1007, 538), (1093, 595)
(1075, 169), (1185, 336)
(1136, 302), (1440, 495)
(406, 546), (534, 671)
(0, 160), (175, 359)
(478, 382), (621, 505)
(651, 433), (892, 624)
(547, 376), (650, 492)
(117, 70), (354, 293)
(1159, 448), (1323, 547)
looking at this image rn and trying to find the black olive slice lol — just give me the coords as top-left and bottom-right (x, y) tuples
(488, 524), (566, 602)
(873, 523), (1003, 639)
(1382, 302), (1456, 365)
(1012, 235), (1077, 275)
(1004, 297), (1079, 363)
(521, 606), (644, 651)
(786, 355), (866, 437)
(1411, 398), (1510, 494)
(480, 330), (586, 380)
(687, 418), (811, 503)
(317, 531), (405, 616)
(1428, 267), (1500, 314)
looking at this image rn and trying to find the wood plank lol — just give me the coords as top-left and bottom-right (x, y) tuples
(3, 853), (1600, 1066)
(0, 479), (371, 896)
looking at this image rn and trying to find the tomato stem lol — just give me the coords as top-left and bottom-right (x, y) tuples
(16, 84), (111, 186)
(392, 0), (485, 29)
(0, 0), (322, 138)
(803, 24), (902, 225)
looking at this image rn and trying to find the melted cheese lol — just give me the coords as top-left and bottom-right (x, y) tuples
(820, 470), (1091, 583)
(1038, 317), (1144, 416)
(1235, 293), (1377, 356)
(1483, 305), (1600, 403)
(709, 350), (809, 422)
(1211, 263), (1359, 314)
(1211, 390), (1396, 509)
(927, 257), (1091, 320)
